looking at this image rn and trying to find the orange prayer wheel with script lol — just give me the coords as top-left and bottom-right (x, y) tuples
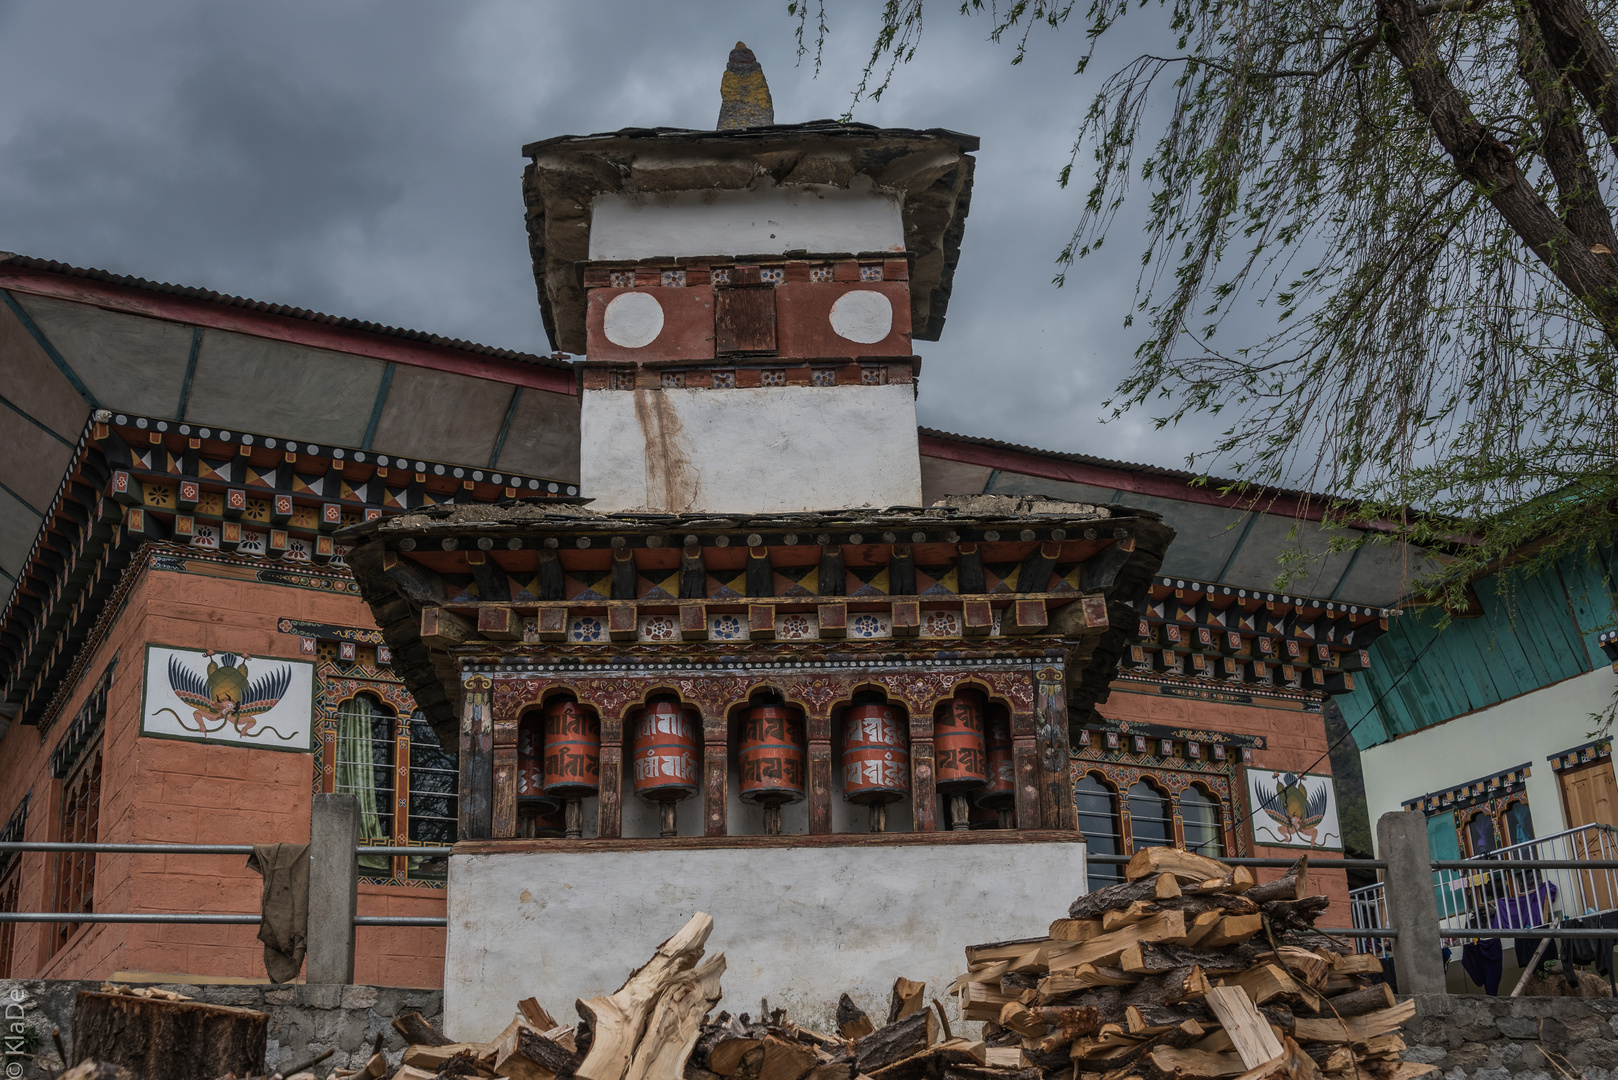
(936, 687), (989, 831)
(739, 705), (807, 806)
(541, 698), (601, 800)
(842, 703), (910, 805)
(516, 714), (559, 810)
(630, 697), (700, 836)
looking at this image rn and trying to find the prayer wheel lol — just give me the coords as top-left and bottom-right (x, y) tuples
(976, 702), (1016, 828)
(516, 712), (561, 838)
(842, 701), (909, 833)
(630, 696), (700, 837)
(739, 703), (806, 835)
(541, 697), (600, 839)
(936, 687), (989, 830)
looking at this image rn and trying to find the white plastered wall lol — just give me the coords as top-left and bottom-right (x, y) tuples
(589, 181), (905, 260)
(1359, 666), (1618, 852)
(578, 384), (924, 514)
(442, 839), (1085, 1041)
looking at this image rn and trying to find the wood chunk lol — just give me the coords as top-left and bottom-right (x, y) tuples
(403, 1045), (491, 1071)
(1204, 986), (1285, 1069)
(708, 1039), (761, 1075)
(1161, 893), (1261, 918)
(836, 993), (875, 1040)
(965, 936), (1048, 965)
(1318, 983), (1394, 1017)
(752, 1034), (818, 1080)
(888, 977), (926, 1024)
(1290, 1000), (1416, 1045)
(945, 1069), (1041, 1080)
(1200, 915), (1265, 949)
(855, 1010), (936, 1075)
(1035, 966), (1140, 1003)
(1126, 847), (1232, 884)
(984, 1047), (1031, 1069)
(1245, 860), (1309, 905)
(1051, 918), (1106, 942)
(1049, 910), (1188, 969)
(1120, 941), (1264, 975)
(1224, 964), (1320, 1013)
(1124, 966), (1210, 1009)
(1178, 910), (1226, 947)
(623, 952), (726, 1080)
(1319, 973), (1368, 996)
(1070, 876), (1179, 920)
(394, 1012), (454, 1048)
(998, 1002), (1048, 1038)
(1376, 1065), (1439, 1080)
(1126, 1003), (1213, 1035)
(517, 999), (558, 1031)
(495, 1029), (565, 1080)
(1143, 1046), (1248, 1078)
(1103, 901), (1163, 932)
(954, 959), (1012, 991)
(390, 1068), (438, 1080)
(867, 1039), (984, 1080)
(1327, 953), (1384, 977)
(1194, 1029), (1235, 1054)
(1262, 896), (1331, 932)
(1033, 1005), (1105, 1052)
(575, 912), (714, 1080)
(959, 982), (1019, 1022)
(1264, 948), (1330, 989)
(542, 1025), (578, 1053)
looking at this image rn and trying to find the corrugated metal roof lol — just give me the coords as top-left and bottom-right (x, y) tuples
(0, 252), (572, 370)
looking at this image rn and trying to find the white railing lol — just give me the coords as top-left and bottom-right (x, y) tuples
(1349, 823), (1618, 953)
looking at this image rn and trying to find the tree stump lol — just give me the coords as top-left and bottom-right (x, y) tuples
(71, 992), (267, 1080)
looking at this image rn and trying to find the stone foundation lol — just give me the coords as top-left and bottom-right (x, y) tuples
(1405, 994), (1618, 1079)
(2, 980), (443, 1080)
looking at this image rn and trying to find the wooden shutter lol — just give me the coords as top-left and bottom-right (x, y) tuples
(714, 286), (777, 355)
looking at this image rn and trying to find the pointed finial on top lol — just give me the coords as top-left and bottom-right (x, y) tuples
(718, 41), (773, 130)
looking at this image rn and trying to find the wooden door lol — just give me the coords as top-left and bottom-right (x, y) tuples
(1560, 761), (1618, 912)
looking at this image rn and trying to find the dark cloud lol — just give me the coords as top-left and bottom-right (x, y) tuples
(0, 0), (1238, 470)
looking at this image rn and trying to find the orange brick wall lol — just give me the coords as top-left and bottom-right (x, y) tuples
(1100, 683), (1351, 921)
(0, 559), (445, 985)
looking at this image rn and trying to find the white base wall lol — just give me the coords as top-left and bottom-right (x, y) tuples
(577, 384), (924, 513)
(1360, 666), (1618, 850)
(442, 838), (1085, 1042)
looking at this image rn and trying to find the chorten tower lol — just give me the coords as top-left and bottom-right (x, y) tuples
(520, 44), (976, 513)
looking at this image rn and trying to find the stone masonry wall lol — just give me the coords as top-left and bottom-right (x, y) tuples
(2, 980), (442, 1080)
(1404, 994), (1618, 1079)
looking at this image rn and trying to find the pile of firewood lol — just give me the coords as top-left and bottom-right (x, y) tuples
(370, 848), (1427, 1080)
(956, 848), (1428, 1080)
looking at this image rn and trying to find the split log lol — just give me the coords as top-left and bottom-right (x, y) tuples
(403, 1045), (492, 1071)
(1161, 893), (1262, 918)
(1121, 941), (1265, 975)
(1204, 986), (1284, 1069)
(394, 1012), (454, 1049)
(965, 936), (1048, 965)
(984, 1046), (1031, 1069)
(1180, 910), (1228, 947)
(1317, 983), (1395, 1018)
(1290, 1001), (1416, 1045)
(888, 977), (926, 1023)
(71, 991), (267, 1080)
(1326, 952), (1384, 977)
(496, 1028), (577, 1080)
(1141, 1045), (1248, 1079)
(1125, 847), (1233, 884)
(855, 1010), (936, 1075)
(623, 953), (725, 1080)
(997, 1002), (1049, 1038)
(1069, 875), (1181, 919)
(1036, 966), (1140, 1003)
(1262, 896), (1332, 932)
(706, 1038), (760, 1075)
(1200, 914), (1265, 950)
(1125, 1002), (1214, 1034)
(1049, 910), (1188, 969)
(1244, 860), (1309, 905)
(575, 912), (714, 1080)
(1050, 918), (1106, 941)
(1224, 963), (1321, 1013)
(868, 1040), (984, 1080)
(836, 994), (875, 1040)
(959, 982), (1020, 1022)
(946, 1069), (1040, 1080)
(1123, 966), (1210, 1007)
(750, 1034), (817, 1080)
(1264, 948), (1331, 989)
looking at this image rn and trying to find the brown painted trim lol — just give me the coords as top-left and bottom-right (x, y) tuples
(454, 827), (1082, 855)
(0, 265), (577, 397)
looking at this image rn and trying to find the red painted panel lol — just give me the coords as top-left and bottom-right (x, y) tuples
(585, 286), (715, 363)
(775, 281), (912, 359)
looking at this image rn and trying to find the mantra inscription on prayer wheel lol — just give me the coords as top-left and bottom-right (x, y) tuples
(977, 702), (1016, 827)
(936, 687), (990, 831)
(516, 717), (557, 808)
(738, 705), (807, 805)
(842, 704), (909, 803)
(541, 699), (601, 799)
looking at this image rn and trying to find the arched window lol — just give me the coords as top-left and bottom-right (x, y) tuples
(1500, 801), (1534, 848)
(1075, 773), (1123, 890)
(336, 694), (395, 872)
(1464, 811), (1496, 858)
(407, 712), (458, 878)
(1180, 786), (1224, 857)
(1128, 781), (1173, 849)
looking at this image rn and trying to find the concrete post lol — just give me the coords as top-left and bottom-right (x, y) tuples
(1376, 810), (1445, 996)
(307, 793), (360, 985)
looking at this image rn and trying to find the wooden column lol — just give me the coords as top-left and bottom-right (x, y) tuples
(704, 711), (728, 837)
(910, 708), (937, 832)
(1034, 666), (1076, 830)
(458, 674), (493, 840)
(490, 680), (520, 839)
(1012, 730), (1041, 830)
(597, 712), (625, 839)
(807, 710), (833, 834)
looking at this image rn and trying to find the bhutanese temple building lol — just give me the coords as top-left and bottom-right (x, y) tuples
(0, 46), (1404, 997)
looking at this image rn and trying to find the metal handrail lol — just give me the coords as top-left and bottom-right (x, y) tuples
(0, 842), (453, 856)
(1088, 853), (1386, 869)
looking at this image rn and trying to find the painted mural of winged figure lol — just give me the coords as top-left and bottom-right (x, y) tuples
(1255, 771), (1331, 845)
(158, 650), (295, 740)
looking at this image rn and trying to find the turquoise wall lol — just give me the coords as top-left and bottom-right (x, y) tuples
(1339, 551), (1617, 748)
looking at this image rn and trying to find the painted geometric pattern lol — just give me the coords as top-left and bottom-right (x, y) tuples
(551, 560), (1076, 601)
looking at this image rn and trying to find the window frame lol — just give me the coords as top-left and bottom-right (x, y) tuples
(51, 744), (102, 956)
(1071, 754), (1242, 861)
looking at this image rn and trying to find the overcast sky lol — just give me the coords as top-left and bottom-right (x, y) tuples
(0, 1), (1235, 470)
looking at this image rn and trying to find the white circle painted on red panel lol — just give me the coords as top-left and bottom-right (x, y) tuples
(829, 290), (892, 344)
(603, 291), (664, 349)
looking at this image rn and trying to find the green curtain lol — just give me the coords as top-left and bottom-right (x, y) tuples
(336, 696), (390, 872)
